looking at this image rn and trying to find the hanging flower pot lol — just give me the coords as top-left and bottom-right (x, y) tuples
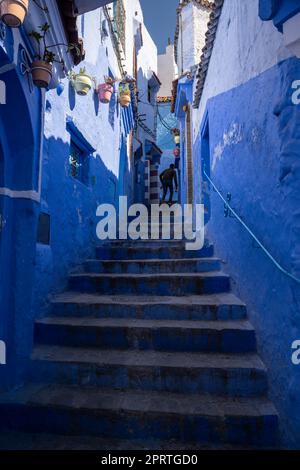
(119, 91), (131, 108)
(118, 82), (131, 108)
(31, 60), (53, 88)
(173, 147), (180, 158)
(0, 0), (29, 28)
(174, 135), (180, 145)
(97, 83), (113, 104)
(71, 68), (93, 96)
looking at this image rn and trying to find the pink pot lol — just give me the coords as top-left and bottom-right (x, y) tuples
(173, 148), (180, 157)
(97, 83), (113, 104)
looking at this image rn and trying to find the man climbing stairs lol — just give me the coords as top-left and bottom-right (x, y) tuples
(0, 238), (279, 449)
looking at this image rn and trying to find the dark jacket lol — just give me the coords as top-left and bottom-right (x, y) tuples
(160, 168), (178, 187)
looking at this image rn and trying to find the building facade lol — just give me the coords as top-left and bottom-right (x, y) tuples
(173, 0), (300, 447)
(0, 0), (160, 389)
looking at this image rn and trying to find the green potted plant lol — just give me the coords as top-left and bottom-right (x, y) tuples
(118, 82), (131, 108)
(0, 0), (29, 28)
(29, 23), (79, 89)
(69, 67), (94, 96)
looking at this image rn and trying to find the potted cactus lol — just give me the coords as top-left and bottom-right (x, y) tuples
(29, 23), (79, 89)
(97, 76), (115, 104)
(118, 82), (131, 108)
(70, 67), (93, 96)
(0, 0), (29, 28)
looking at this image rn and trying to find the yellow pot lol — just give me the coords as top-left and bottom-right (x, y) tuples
(174, 135), (180, 145)
(73, 73), (93, 96)
(119, 92), (131, 108)
(0, 0), (29, 28)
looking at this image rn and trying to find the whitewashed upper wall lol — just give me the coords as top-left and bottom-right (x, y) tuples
(192, 0), (293, 140)
(158, 44), (178, 97)
(136, 23), (159, 139)
(177, 3), (210, 74)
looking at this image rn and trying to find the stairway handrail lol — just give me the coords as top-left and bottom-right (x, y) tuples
(203, 169), (300, 285)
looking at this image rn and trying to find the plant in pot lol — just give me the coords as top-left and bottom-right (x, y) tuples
(29, 23), (80, 89)
(171, 128), (180, 145)
(97, 76), (115, 104)
(118, 82), (131, 108)
(0, 0), (29, 28)
(173, 147), (180, 158)
(69, 67), (94, 96)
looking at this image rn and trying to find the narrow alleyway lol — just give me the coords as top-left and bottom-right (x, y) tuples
(0, 230), (278, 449)
(1, 0), (300, 454)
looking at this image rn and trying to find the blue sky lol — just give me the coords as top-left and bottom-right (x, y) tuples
(140, 0), (179, 54)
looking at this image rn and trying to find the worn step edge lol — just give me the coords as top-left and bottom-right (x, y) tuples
(35, 317), (254, 331)
(0, 385), (278, 417)
(31, 345), (265, 370)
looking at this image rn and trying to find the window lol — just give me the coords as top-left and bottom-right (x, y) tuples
(148, 83), (152, 103)
(66, 117), (95, 186)
(69, 140), (89, 185)
(37, 213), (50, 245)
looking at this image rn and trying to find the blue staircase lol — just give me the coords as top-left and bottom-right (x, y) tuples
(0, 238), (279, 449)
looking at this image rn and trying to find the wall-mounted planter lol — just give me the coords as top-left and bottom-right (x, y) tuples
(174, 135), (180, 145)
(119, 92), (131, 108)
(118, 82), (131, 108)
(97, 83), (113, 104)
(0, 0), (29, 28)
(31, 60), (52, 88)
(173, 147), (180, 157)
(71, 69), (93, 96)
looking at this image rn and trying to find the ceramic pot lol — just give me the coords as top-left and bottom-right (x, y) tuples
(73, 72), (93, 96)
(98, 83), (113, 103)
(0, 0), (29, 28)
(31, 60), (52, 88)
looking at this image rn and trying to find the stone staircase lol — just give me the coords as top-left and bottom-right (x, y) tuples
(0, 238), (279, 449)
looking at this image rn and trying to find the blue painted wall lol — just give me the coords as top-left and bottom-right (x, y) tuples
(194, 56), (300, 447)
(0, 27), (43, 388)
(259, 0), (300, 31)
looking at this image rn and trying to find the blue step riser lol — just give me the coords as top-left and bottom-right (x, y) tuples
(35, 325), (256, 353)
(96, 246), (214, 260)
(0, 405), (279, 447)
(51, 303), (247, 321)
(68, 277), (230, 296)
(29, 361), (268, 397)
(84, 260), (221, 274)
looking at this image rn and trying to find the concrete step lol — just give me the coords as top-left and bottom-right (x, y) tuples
(51, 293), (247, 320)
(30, 345), (268, 397)
(68, 272), (230, 296)
(83, 258), (221, 274)
(0, 385), (279, 447)
(96, 244), (214, 260)
(34, 317), (256, 353)
(0, 432), (267, 450)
